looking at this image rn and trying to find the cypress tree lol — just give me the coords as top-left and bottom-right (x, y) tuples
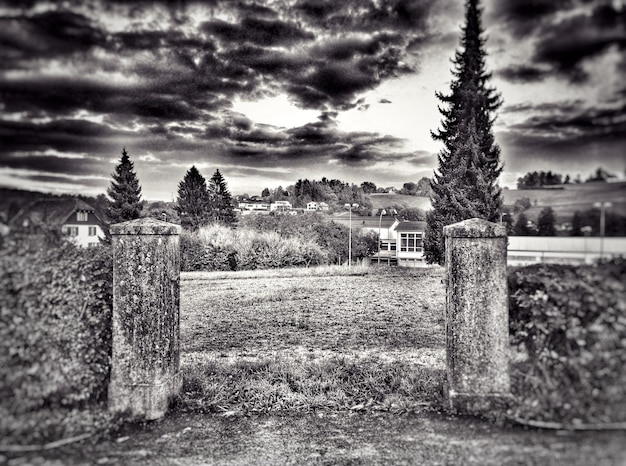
(176, 166), (212, 230)
(106, 147), (143, 223)
(424, 0), (503, 265)
(209, 169), (236, 225)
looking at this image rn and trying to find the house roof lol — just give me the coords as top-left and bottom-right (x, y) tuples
(9, 197), (100, 229)
(395, 221), (427, 232)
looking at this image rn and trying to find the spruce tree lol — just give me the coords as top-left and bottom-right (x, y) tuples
(209, 169), (236, 225)
(176, 166), (212, 230)
(106, 147), (143, 223)
(537, 207), (556, 236)
(423, 0), (503, 264)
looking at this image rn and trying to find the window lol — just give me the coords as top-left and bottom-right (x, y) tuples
(399, 232), (423, 252)
(88, 226), (97, 236)
(77, 211), (88, 221)
(65, 226), (79, 236)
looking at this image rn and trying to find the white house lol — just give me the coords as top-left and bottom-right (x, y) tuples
(270, 201), (292, 212)
(10, 198), (106, 248)
(306, 202), (319, 211)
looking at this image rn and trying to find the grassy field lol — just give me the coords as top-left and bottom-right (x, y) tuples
(502, 181), (626, 221)
(368, 193), (431, 211)
(178, 266), (446, 414)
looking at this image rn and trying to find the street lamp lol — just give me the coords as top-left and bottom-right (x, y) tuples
(344, 203), (359, 268)
(593, 201), (613, 258)
(377, 209), (387, 265)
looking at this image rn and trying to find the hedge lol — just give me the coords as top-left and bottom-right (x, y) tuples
(508, 259), (626, 424)
(180, 225), (327, 272)
(0, 236), (112, 416)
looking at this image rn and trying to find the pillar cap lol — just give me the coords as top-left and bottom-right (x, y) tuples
(110, 218), (181, 235)
(443, 218), (506, 238)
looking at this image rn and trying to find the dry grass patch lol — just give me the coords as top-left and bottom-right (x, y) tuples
(178, 267), (446, 414)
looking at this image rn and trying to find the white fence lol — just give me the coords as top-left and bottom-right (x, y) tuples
(507, 236), (626, 265)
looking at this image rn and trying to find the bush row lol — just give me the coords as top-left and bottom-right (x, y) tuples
(181, 223), (338, 271)
(0, 236), (112, 415)
(508, 258), (626, 423)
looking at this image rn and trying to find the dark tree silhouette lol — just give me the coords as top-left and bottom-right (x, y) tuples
(423, 0), (503, 264)
(106, 147), (143, 223)
(176, 166), (212, 230)
(537, 207), (556, 236)
(209, 169), (236, 226)
(513, 213), (532, 236)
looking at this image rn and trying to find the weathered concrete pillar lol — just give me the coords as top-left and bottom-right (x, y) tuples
(443, 218), (511, 414)
(109, 218), (182, 420)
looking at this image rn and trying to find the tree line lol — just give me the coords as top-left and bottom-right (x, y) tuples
(105, 148), (235, 231)
(516, 168), (618, 189)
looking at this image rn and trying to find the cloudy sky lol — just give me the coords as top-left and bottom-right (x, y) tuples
(0, 0), (624, 200)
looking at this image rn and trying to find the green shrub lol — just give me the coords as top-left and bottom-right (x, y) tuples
(180, 225), (328, 271)
(0, 236), (112, 415)
(508, 259), (626, 423)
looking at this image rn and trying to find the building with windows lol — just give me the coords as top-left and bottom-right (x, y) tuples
(395, 221), (427, 267)
(9, 198), (106, 247)
(354, 216), (427, 267)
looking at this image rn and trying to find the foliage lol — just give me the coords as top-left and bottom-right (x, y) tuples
(240, 213), (353, 265)
(570, 207), (625, 236)
(399, 178), (431, 197)
(513, 212), (533, 236)
(360, 181), (377, 194)
(179, 224), (327, 271)
(516, 170), (564, 189)
(512, 197), (532, 213)
(142, 200), (180, 224)
(0, 236), (112, 416)
(209, 169), (236, 226)
(536, 207), (556, 236)
(288, 177), (372, 211)
(106, 147), (143, 223)
(424, 0), (503, 265)
(586, 167), (615, 183)
(176, 165), (212, 231)
(508, 260), (626, 423)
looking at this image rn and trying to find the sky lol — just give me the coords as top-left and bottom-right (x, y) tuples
(0, 0), (624, 201)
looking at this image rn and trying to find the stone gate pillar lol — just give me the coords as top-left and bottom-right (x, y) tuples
(109, 218), (182, 420)
(443, 218), (511, 414)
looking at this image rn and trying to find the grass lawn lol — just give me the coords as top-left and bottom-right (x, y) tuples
(178, 266), (446, 414)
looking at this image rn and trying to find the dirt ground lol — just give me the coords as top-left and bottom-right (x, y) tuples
(5, 410), (625, 466)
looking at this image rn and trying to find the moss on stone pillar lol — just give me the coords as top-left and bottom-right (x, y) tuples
(109, 218), (182, 420)
(443, 218), (512, 415)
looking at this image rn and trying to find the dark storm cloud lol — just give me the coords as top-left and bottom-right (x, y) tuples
(0, 10), (105, 64)
(510, 104), (626, 139)
(203, 16), (314, 46)
(0, 119), (121, 154)
(0, 0), (482, 193)
(0, 153), (105, 177)
(12, 173), (108, 188)
(489, 0), (573, 38)
(533, 3), (626, 81)
(294, 0), (437, 32)
(496, 65), (550, 83)
(499, 102), (626, 171)
(492, 1), (626, 83)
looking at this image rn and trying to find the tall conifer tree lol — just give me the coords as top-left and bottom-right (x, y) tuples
(176, 166), (212, 230)
(424, 0), (503, 264)
(209, 169), (236, 225)
(106, 147), (143, 223)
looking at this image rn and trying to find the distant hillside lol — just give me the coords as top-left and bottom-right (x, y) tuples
(503, 182), (626, 222)
(368, 193), (431, 212)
